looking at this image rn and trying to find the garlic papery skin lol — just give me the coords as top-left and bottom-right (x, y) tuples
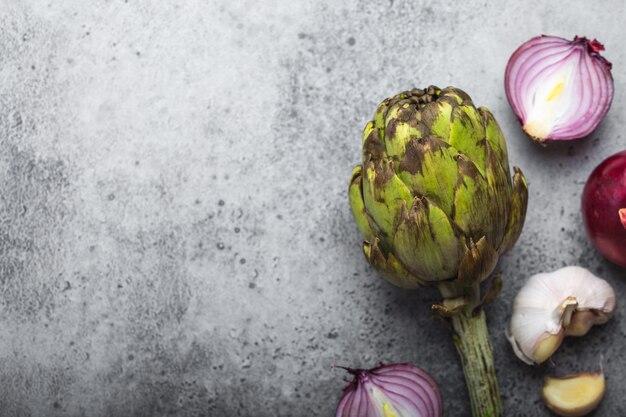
(507, 266), (616, 365)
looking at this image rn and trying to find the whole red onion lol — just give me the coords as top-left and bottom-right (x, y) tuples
(582, 150), (626, 267)
(335, 363), (443, 417)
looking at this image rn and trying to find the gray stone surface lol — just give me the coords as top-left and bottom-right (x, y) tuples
(0, 1), (625, 416)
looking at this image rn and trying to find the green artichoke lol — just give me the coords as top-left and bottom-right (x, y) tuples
(349, 86), (528, 417)
(350, 86), (527, 289)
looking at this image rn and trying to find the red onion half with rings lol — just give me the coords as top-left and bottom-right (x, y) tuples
(335, 363), (443, 417)
(505, 35), (613, 142)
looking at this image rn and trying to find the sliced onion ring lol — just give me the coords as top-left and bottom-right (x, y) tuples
(334, 363), (443, 417)
(505, 35), (614, 142)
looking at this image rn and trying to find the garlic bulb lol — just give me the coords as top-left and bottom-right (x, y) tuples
(507, 266), (615, 364)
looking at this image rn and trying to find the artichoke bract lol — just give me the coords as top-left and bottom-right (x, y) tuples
(349, 86), (528, 417)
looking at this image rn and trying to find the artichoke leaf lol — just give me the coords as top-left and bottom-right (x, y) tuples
(374, 97), (393, 130)
(362, 159), (413, 240)
(393, 197), (462, 281)
(375, 93), (410, 137)
(362, 122), (386, 164)
(479, 107), (510, 175)
(349, 165), (374, 241)
(449, 105), (487, 174)
(479, 273), (503, 307)
(452, 155), (492, 243)
(421, 100), (453, 141)
(363, 238), (424, 289)
(440, 87), (472, 105)
(484, 143), (513, 247)
(397, 136), (459, 216)
(383, 101), (426, 159)
(499, 167), (528, 254)
(457, 236), (498, 285)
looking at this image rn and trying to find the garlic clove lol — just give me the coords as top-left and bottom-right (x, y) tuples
(565, 310), (608, 337)
(541, 371), (605, 417)
(533, 332), (564, 364)
(508, 266), (616, 364)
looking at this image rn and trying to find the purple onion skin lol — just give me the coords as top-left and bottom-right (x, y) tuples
(582, 150), (626, 268)
(505, 35), (613, 142)
(335, 363), (443, 417)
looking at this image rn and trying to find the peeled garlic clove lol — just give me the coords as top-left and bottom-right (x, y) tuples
(541, 371), (605, 417)
(507, 266), (615, 364)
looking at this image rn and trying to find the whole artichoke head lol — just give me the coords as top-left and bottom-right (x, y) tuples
(349, 86), (528, 289)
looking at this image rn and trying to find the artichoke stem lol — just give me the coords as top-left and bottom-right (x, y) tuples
(450, 306), (502, 417)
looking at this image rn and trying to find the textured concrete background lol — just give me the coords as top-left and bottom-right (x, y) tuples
(0, 1), (625, 416)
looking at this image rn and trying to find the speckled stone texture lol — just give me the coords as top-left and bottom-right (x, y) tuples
(0, 1), (625, 416)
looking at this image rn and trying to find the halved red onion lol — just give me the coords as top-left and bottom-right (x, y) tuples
(505, 35), (614, 142)
(335, 363), (443, 417)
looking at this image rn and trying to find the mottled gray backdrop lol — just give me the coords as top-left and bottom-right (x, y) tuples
(1, 1), (625, 416)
